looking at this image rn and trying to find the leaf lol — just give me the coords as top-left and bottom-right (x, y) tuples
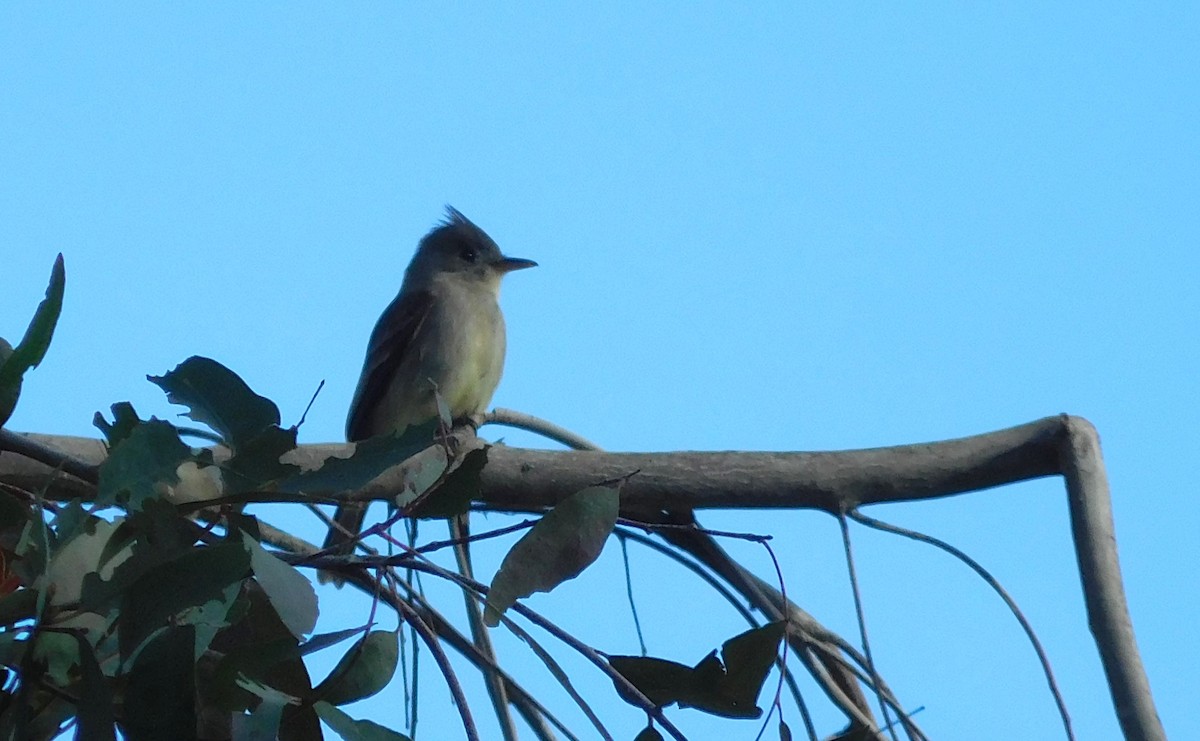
(119, 542), (251, 662)
(608, 655), (698, 708)
(298, 627), (363, 657)
(49, 498), (94, 546)
(0, 254), (65, 425)
(313, 701), (413, 741)
(609, 622), (786, 719)
(32, 630), (78, 686)
(484, 483), (620, 626)
(395, 443), (451, 511)
(0, 338), (17, 428)
(410, 445), (488, 519)
(122, 626), (197, 741)
(231, 695), (285, 741)
(46, 518), (133, 607)
(147, 356), (281, 448)
(72, 630), (116, 741)
(313, 630), (399, 706)
(779, 720), (793, 740)
(221, 424), (300, 493)
(177, 580), (243, 659)
(96, 419), (192, 510)
(633, 727), (665, 741)
(715, 620), (786, 715)
(93, 401), (143, 447)
(244, 533), (317, 639)
(276, 420), (439, 495)
(0, 589), (36, 627)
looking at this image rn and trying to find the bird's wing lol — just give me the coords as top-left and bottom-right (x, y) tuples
(345, 288), (436, 442)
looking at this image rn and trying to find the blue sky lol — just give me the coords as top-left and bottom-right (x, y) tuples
(2, 4), (1196, 739)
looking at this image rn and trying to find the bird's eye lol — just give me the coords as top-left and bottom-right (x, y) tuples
(460, 247), (479, 263)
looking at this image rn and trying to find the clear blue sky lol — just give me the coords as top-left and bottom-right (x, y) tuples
(2, 4), (1196, 739)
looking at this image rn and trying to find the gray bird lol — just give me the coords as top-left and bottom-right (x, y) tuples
(322, 207), (536, 573)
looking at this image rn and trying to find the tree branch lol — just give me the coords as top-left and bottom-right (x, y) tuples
(0, 414), (1164, 739)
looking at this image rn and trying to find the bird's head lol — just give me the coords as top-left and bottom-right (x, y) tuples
(404, 207), (537, 291)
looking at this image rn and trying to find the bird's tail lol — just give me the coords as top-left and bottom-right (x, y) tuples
(318, 502), (368, 586)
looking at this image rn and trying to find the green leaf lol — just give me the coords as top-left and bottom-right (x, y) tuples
(119, 542), (251, 662)
(0, 589), (36, 627)
(32, 630), (77, 686)
(409, 445), (488, 519)
(716, 620), (786, 716)
(93, 401), (143, 447)
(231, 674), (306, 741)
(298, 627), (363, 657)
(609, 621), (786, 719)
(0, 630), (27, 668)
(72, 630), (116, 741)
(313, 630), (399, 706)
(0, 338), (17, 428)
(147, 356), (281, 448)
(231, 695), (285, 741)
(313, 701), (413, 741)
(221, 424), (300, 493)
(177, 580), (243, 660)
(123, 626), (197, 741)
(0, 254), (65, 425)
(276, 420), (439, 495)
(608, 655), (697, 708)
(484, 483), (620, 626)
(96, 419), (192, 510)
(394, 443), (451, 511)
(49, 498), (94, 546)
(244, 533), (317, 639)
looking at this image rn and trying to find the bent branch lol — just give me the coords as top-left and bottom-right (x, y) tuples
(0, 415), (1164, 739)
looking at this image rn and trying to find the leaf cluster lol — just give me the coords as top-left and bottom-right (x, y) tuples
(0, 257), (787, 740)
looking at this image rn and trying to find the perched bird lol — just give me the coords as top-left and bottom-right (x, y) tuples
(322, 207), (536, 573)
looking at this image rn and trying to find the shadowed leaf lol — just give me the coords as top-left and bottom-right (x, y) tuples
(313, 630), (399, 706)
(93, 401), (143, 447)
(0, 338), (16, 428)
(410, 445), (488, 519)
(609, 621), (785, 719)
(314, 701), (413, 741)
(244, 533), (317, 639)
(485, 483), (620, 626)
(73, 631), (115, 741)
(119, 542), (250, 662)
(123, 626), (196, 741)
(0, 254), (65, 426)
(96, 419), (192, 510)
(148, 356), (280, 447)
(276, 420), (439, 495)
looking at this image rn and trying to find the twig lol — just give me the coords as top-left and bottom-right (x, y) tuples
(391, 594), (480, 741)
(484, 408), (602, 451)
(837, 512), (897, 741)
(848, 508), (1075, 740)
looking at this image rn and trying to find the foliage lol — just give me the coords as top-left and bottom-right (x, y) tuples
(0, 258), (785, 740)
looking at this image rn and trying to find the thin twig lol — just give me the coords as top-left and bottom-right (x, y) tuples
(391, 592), (480, 741)
(837, 512), (897, 741)
(617, 535), (648, 656)
(484, 408), (602, 451)
(848, 508), (1075, 741)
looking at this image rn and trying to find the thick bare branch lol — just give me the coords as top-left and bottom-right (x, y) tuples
(0, 415), (1164, 739)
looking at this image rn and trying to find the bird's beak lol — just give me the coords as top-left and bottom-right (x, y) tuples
(495, 256), (538, 273)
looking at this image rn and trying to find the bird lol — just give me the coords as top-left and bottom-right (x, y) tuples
(321, 207), (536, 577)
